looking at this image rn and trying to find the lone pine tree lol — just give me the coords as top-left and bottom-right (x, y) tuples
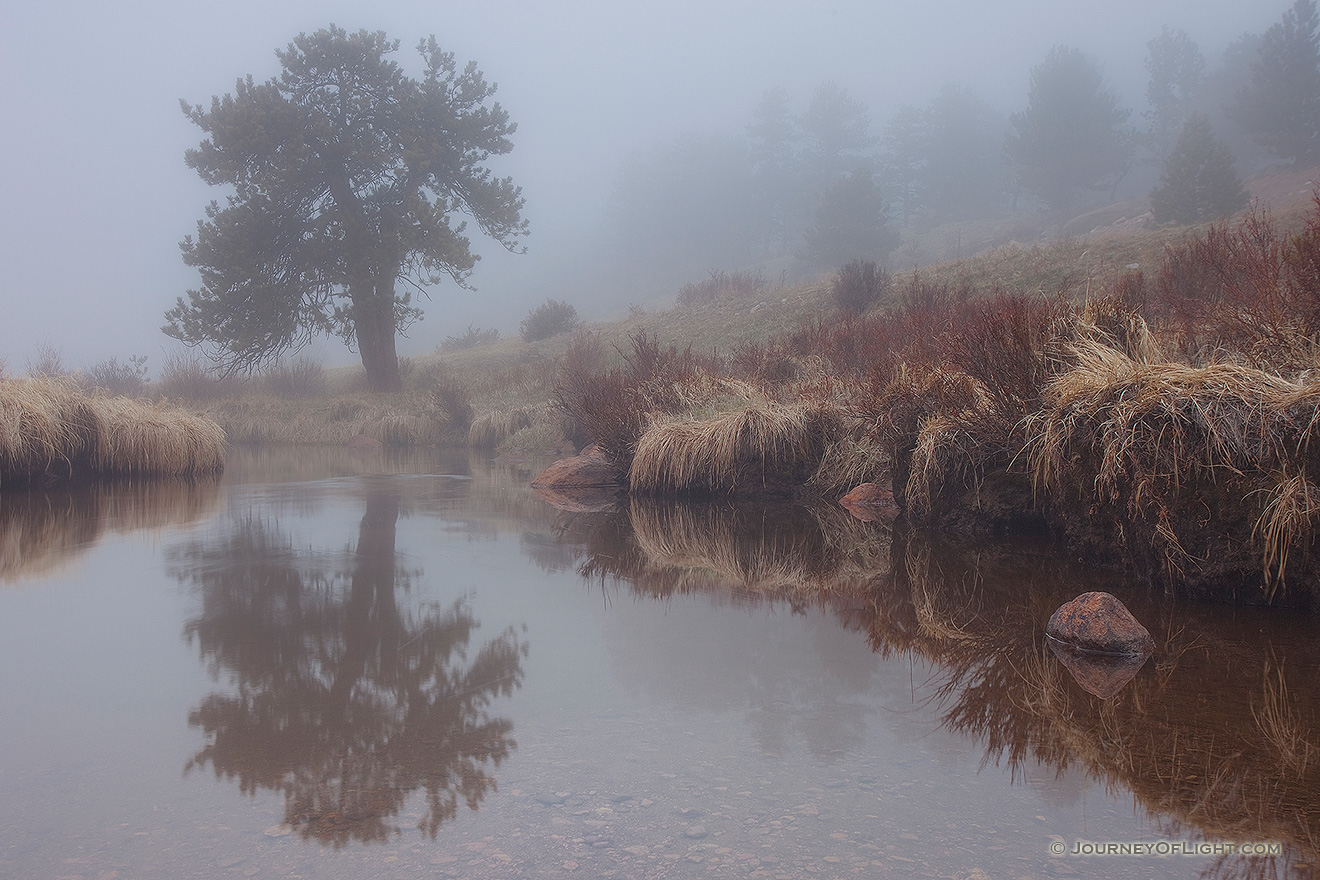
(167, 26), (527, 391)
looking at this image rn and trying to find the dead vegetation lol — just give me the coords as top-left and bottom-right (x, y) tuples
(552, 196), (1320, 604)
(0, 377), (225, 485)
(630, 401), (842, 497)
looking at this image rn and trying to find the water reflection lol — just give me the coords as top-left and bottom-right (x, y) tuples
(578, 497), (890, 598)
(569, 496), (1320, 874)
(168, 477), (527, 846)
(0, 478), (220, 583)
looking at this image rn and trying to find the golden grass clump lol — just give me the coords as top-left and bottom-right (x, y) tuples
(804, 434), (890, 496)
(905, 407), (1017, 522)
(90, 396), (226, 476)
(0, 378), (225, 485)
(1025, 339), (1320, 595)
(469, 407), (533, 449)
(869, 364), (1031, 531)
(0, 377), (99, 481)
(629, 401), (842, 497)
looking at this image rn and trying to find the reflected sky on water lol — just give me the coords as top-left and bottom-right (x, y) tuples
(0, 447), (1315, 879)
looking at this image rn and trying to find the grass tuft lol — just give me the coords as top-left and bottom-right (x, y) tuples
(0, 377), (225, 485)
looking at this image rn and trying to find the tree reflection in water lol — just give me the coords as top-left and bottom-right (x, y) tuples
(169, 480), (527, 846)
(572, 497), (1320, 878)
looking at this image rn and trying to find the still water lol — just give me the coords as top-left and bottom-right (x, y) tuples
(1, 447), (1316, 879)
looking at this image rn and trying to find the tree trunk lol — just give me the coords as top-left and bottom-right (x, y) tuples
(354, 288), (401, 392)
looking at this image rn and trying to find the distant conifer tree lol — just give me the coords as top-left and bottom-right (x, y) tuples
(1231, 0), (1320, 162)
(801, 170), (898, 268)
(1144, 27), (1206, 164)
(1005, 47), (1134, 211)
(1150, 113), (1250, 225)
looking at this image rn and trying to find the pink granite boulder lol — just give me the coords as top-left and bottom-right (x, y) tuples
(1046, 591), (1154, 656)
(530, 447), (623, 491)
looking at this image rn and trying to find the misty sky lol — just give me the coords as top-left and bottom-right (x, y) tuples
(0, 0), (1270, 372)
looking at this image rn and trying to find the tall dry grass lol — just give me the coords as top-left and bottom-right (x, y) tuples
(200, 389), (468, 448)
(0, 377), (99, 481)
(1026, 339), (1320, 598)
(0, 378), (225, 485)
(468, 407), (532, 449)
(90, 396), (226, 476)
(630, 401), (842, 497)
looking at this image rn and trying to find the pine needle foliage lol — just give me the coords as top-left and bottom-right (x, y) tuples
(1150, 113), (1249, 225)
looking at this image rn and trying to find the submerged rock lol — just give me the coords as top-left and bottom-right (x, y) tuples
(347, 433), (383, 453)
(839, 482), (899, 522)
(1046, 591), (1155, 656)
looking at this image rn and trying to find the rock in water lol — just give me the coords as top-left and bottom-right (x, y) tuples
(531, 446), (624, 512)
(839, 483), (899, 522)
(347, 433), (383, 453)
(1046, 591), (1154, 656)
(530, 447), (622, 490)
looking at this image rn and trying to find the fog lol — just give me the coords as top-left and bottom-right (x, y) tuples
(0, 0), (1271, 372)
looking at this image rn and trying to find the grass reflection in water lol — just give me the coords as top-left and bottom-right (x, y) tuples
(568, 494), (1320, 877)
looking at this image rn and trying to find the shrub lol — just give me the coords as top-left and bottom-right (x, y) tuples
(1152, 198), (1320, 370)
(520, 299), (582, 342)
(429, 374), (473, 432)
(554, 330), (720, 467)
(25, 340), (66, 378)
(259, 356), (327, 398)
(441, 324), (500, 351)
(157, 352), (233, 401)
(831, 260), (891, 314)
(676, 270), (767, 307)
(83, 355), (150, 397)
(729, 339), (799, 385)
